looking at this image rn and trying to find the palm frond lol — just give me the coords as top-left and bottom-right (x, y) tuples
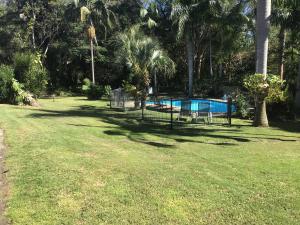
(116, 25), (176, 88)
(171, 3), (190, 40)
(80, 6), (90, 22)
(140, 8), (148, 18)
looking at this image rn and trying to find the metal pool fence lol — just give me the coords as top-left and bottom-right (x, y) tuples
(110, 96), (235, 129)
(141, 98), (234, 129)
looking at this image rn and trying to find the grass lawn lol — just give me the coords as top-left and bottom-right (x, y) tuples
(0, 97), (300, 225)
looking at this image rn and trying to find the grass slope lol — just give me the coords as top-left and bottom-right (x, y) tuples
(0, 97), (299, 225)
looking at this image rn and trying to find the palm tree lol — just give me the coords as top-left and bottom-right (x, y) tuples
(171, 1), (200, 98)
(75, 0), (117, 84)
(117, 25), (175, 107)
(150, 49), (176, 96)
(211, 0), (248, 77)
(255, 0), (271, 127)
(292, 4), (300, 111)
(272, 0), (296, 80)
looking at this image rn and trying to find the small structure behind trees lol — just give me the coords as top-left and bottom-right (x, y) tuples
(110, 88), (140, 111)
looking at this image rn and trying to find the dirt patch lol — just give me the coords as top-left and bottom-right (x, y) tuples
(0, 129), (9, 225)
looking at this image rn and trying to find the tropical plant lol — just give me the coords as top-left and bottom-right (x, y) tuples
(139, 5), (157, 29)
(244, 73), (285, 126)
(86, 84), (103, 100)
(171, 1), (198, 97)
(13, 52), (48, 97)
(75, 0), (117, 84)
(7, 78), (38, 106)
(235, 94), (250, 119)
(103, 85), (112, 97)
(82, 78), (109, 100)
(82, 77), (92, 94)
(272, 0), (299, 80)
(210, 0), (249, 78)
(0, 64), (14, 102)
(116, 25), (175, 107)
(122, 80), (141, 108)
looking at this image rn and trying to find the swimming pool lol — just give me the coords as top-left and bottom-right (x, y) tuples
(146, 99), (236, 113)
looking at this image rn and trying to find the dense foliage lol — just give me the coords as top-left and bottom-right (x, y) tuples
(82, 78), (111, 100)
(0, 0), (299, 117)
(14, 52), (48, 97)
(0, 65), (14, 102)
(244, 74), (285, 102)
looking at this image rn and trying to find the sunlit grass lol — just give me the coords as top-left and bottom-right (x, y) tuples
(0, 97), (299, 225)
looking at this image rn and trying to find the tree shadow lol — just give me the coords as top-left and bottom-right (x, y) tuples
(26, 106), (299, 147)
(270, 121), (300, 133)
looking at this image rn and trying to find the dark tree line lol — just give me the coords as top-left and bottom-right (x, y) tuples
(0, 0), (300, 117)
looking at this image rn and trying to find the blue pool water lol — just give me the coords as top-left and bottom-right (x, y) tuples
(146, 99), (236, 113)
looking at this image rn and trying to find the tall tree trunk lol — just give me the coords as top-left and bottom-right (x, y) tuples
(295, 60), (300, 112)
(278, 26), (286, 80)
(254, 99), (269, 126)
(219, 63), (223, 78)
(255, 0), (271, 127)
(256, 0), (271, 76)
(209, 34), (213, 77)
(219, 31), (224, 78)
(196, 53), (203, 80)
(154, 69), (158, 97)
(90, 39), (95, 84)
(32, 11), (36, 49)
(185, 32), (194, 98)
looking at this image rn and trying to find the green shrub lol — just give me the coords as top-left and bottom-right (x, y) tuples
(87, 84), (104, 100)
(244, 73), (285, 103)
(54, 88), (74, 97)
(103, 85), (112, 97)
(14, 52), (48, 97)
(266, 75), (287, 103)
(81, 78), (109, 100)
(82, 78), (91, 94)
(14, 52), (31, 81)
(0, 65), (14, 102)
(83, 78), (91, 86)
(7, 78), (32, 105)
(235, 94), (250, 118)
(122, 80), (139, 97)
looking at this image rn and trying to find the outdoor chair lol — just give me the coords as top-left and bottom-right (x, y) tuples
(177, 100), (192, 120)
(197, 102), (212, 124)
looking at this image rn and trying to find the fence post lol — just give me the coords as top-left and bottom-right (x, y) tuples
(170, 98), (173, 129)
(142, 105), (144, 120)
(227, 97), (232, 126)
(123, 95), (126, 112)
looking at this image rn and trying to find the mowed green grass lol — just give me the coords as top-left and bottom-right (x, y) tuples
(0, 97), (300, 225)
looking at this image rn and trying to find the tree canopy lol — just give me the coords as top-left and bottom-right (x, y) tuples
(0, 0), (300, 117)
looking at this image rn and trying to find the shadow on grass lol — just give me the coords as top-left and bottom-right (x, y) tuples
(26, 105), (299, 147)
(270, 121), (300, 133)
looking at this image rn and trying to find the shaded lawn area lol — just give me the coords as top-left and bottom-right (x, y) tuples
(0, 97), (300, 225)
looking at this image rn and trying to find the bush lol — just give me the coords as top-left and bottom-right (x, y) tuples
(235, 94), (250, 118)
(81, 78), (91, 94)
(13, 52), (31, 81)
(244, 73), (285, 103)
(7, 78), (38, 106)
(103, 85), (112, 97)
(0, 65), (14, 102)
(81, 78), (110, 100)
(14, 52), (48, 97)
(87, 84), (103, 100)
(54, 88), (74, 97)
